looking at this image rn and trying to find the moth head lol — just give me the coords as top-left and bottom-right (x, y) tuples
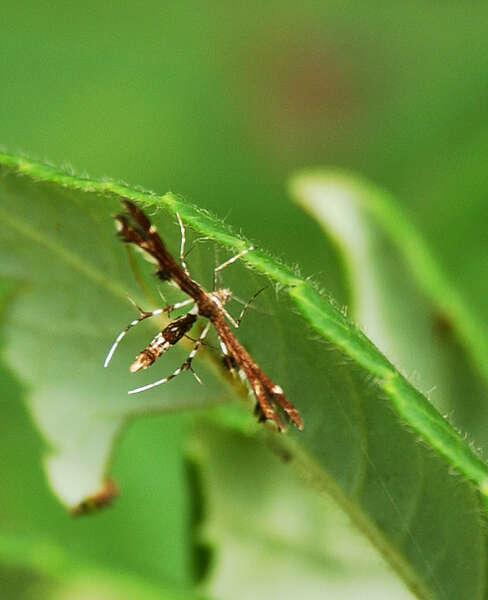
(214, 288), (232, 306)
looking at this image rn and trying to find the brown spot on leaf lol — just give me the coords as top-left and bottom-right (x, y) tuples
(70, 479), (118, 516)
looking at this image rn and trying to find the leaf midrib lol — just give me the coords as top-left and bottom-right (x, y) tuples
(0, 203), (128, 301)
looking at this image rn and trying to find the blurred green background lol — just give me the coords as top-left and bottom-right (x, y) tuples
(1, 2), (487, 599)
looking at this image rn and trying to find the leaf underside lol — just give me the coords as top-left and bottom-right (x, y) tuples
(1, 152), (488, 599)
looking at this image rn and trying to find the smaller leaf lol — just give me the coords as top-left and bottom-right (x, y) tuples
(290, 169), (488, 455)
(0, 532), (211, 600)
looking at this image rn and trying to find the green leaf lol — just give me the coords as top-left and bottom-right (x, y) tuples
(0, 532), (210, 600)
(1, 152), (488, 599)
(290, 169), (488, 455)
(0, 156), (211, 588)
(290, 169), (488, 386)
(190, 425), (415, 599)
(0, 307), (195, 586)
(0, 155), (234, 509)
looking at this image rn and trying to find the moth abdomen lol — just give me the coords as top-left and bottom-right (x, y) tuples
(129, 312), (197, 372)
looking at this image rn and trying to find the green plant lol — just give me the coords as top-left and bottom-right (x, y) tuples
(1, 153), (488, 599)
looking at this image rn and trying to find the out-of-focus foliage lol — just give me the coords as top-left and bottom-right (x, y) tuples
(1, 2), (487, 599)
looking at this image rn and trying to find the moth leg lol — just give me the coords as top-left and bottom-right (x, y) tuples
(165, 298), (194, 313)
(104, 307), (164, 368)
(212, 245), (220, 291)
(183, 236), (211, 261)
(222, 307), (239, 328)
(214, 245), (255, 277)
(128, 322), (211, 394)
(213, 245), (255, 323)
(104, 298), (193, 368)
(176, 212), (190, 277)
